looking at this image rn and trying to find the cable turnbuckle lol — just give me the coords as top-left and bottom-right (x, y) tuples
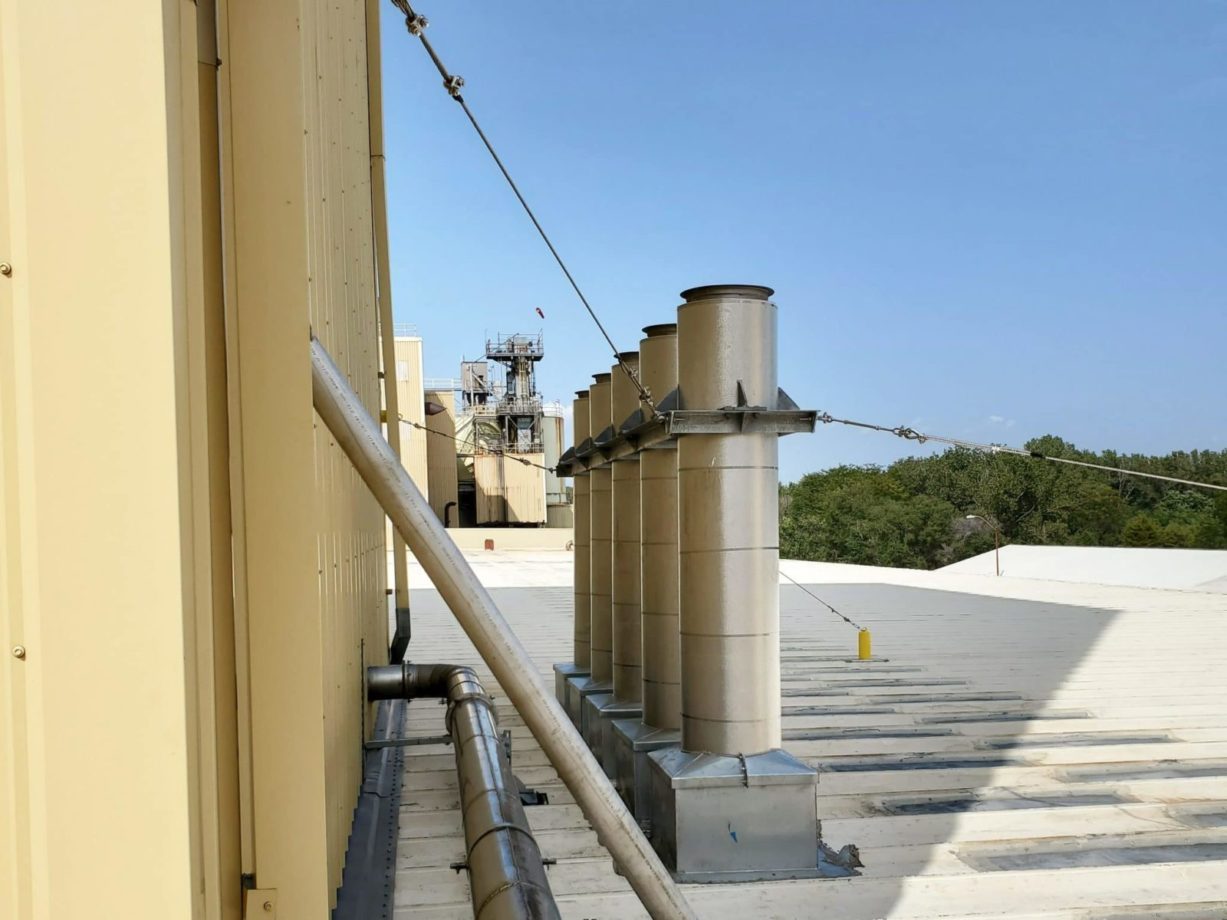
(444, 74), (465, 97)
(406, 14), (429, 36)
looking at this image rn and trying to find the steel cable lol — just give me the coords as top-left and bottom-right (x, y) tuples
(816, 413), (1227, 493)
(779, 569), (865, 631)
(397, 414), (556, 474)
(390, 2), (655, 411)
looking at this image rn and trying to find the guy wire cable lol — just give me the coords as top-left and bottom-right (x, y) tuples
(398, 414), (556, 474)
(389, 1), (655, 411)
(779, 569), (865, 631)
(816, 413), (1227, 493)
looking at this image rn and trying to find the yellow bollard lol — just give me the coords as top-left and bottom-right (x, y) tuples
(858, 629), (872, 661)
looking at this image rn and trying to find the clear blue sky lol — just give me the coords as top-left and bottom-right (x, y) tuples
(380, 2), (1227, 483)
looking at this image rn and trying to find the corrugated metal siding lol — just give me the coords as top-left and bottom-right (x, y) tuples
(425, 389), (460, 524)
(543, 414), (565, 503)
(300, 0), (388, 894)
(394, 338), (430, 495)
(475, 453), (547, 524)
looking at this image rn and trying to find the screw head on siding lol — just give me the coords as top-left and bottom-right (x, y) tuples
(0, 262), (12, 277)
(12, 645), (26, 659)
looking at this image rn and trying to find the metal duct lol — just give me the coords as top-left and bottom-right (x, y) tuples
(310, 338), (696, 920)
(676, 285), (781, 756)
(610, 353), (642, 703)
(572, 390), (591, 668)
(637, 325), (680, 731)
(367, 663), (558, 920)
(587, 373), (614, 683)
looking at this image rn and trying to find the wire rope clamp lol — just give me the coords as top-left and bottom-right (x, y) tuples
(406, 13), (429, 36)
(444, 74), (465, 97)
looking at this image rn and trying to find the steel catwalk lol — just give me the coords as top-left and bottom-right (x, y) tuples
(638, 325), (681, 730)
(611, 353), (643, 704)
(587, 373), (614, 682)
(676, 285), (782, 756)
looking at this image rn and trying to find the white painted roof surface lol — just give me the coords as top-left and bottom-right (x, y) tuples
(939, 545), (1227, 592)
(394, 552), (1227, 919)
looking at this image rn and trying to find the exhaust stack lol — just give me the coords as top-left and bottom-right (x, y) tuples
(554, 389), (592, 719)
(553, 285), (824, 882)
(572, 389), (592, 670)
(644, 285), (822, 882)
(586, 373), (614, 686)
(676, 284), (781, 753)
(611, 352), (644, 706)
(612, 325), (682, 816)
(637, 326), (681, 732)
(584, 357), (646, 771)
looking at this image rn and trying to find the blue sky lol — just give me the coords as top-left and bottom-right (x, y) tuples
(380, 2), (1227, 483)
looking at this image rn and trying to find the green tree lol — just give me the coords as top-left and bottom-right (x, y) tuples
(780, 438), (1227, 568)
(1120, 515), (1163, 547)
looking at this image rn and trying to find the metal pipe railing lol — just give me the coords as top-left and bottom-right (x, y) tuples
(368, 663), (558, 920)
(310, 337), (695, 920)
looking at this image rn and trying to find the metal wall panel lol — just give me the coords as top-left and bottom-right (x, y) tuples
(221, 0), (389, 912)
(425, 389), (460, 525)
(0, 2), (222, 916)
(394, 336), (431, 497)
(474, 453), (547, 524)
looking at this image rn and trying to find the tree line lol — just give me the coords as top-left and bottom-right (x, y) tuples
(779, 435), (1227, 569)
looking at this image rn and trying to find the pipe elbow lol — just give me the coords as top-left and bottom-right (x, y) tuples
(366, 662), (485, 702)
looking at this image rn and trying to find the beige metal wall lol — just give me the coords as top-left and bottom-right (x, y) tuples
(221, 0), (391, 912)
(394, 336), (431, 497)
(475, 454), (548, 525)
(1, 0), (395, 917)
(425, 389), (461, 525)
(0, 2), (235, 917)
(543, 413), (566, 502)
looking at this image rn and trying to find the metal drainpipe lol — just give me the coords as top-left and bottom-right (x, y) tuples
(310, 338), (696, 920)
(610, 353), (643, 704)
(587, 373), (614, 682)
(676, 285), (782, 755)
(637, 325), (680, 730)
(572, 390), (591, 669)
(368, 663), (560, 920)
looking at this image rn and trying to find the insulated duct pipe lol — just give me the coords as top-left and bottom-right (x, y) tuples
(367, 663), (559, 920)
(310, 338), (696, 920)
(587, 373), (614, 682)
(637, 325), (680, 730)
(676, 285), (782, 756)
(610, 353), (643, 704)
(571, 390), (591, 668)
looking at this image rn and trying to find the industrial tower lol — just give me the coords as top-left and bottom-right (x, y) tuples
(464, 331), (545, 453)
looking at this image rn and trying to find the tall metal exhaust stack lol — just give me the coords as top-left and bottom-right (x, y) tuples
(645, 285), (822, 881)
(554, 388), (592, 722)
(581, 372), (615, 757)
(611, 353), (644, 705)
(613, 325), (682, 817)
(636, 327), (681, 731)
(584, 356), (646, 772)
